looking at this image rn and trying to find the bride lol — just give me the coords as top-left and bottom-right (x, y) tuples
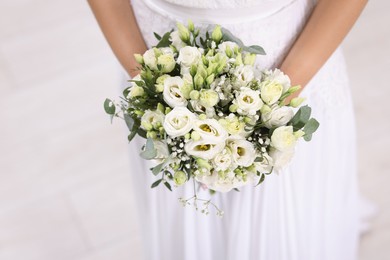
(88, 0), (367, 259)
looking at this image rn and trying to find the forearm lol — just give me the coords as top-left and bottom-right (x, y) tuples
(88, 0), (147, 77)
(281, 0), (368, 100)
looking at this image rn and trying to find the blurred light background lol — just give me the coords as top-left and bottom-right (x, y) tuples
(0, 1), (389, 259)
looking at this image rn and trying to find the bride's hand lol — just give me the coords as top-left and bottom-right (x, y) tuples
(88, 0), (147, 77)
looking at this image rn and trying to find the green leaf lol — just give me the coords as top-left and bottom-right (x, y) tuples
(137, 128), (147, 139)
(303, 118), (319, 142)
(289, 105), (311, 131)
(128, 130), (137, 142)
(164, 181), (172, 191)
(153, 32), (162, 40)
(243, 45), (266, 55)
(104, 99), (116, 115)
(151, 161), (165, 175)
(151, 179), (162, 188)
(155, 31), (172, 48)
(140, 138), (157, 159)
(255, 173), (265, 187)
(221, 27), (244, 46)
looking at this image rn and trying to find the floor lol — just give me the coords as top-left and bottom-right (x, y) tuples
(0, 1), (388, 259)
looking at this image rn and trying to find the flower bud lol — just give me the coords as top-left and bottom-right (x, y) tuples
(294, 130), (305, 139)
(287, 85), (301, 94)
(187, 20), (195, 32)
(177, 22), (190, 42)
(157, 103), (165, 113)
(134, 53), (144, 64)
(141, 121), (153, 131)
(165, 107), (172, 114)
(206, 74), (215, 86)
(129, 86), (144, 98)
(191, 131), (201, 141)
(289, 97), (306, 108)
(190, 64), (197, 77)
(146, 131), (157, 139)
(243, 53), (256, 65)
(211, 25), (223, 43)
(174, 171), (187, 185)
(229, 104), (238, 113)
(194, 74), (204, 88)
(234, 53), (243, 66)
(260, 104), (271, 114)
(196, 158), (212, 171)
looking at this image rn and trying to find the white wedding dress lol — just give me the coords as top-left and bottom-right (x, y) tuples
(126, 0), (360, 259)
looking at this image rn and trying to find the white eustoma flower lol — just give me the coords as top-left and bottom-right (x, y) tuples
(261, 105), (294, 128)
(271, 126), (296, 151)
(193, 118), (228, 142)
(143, 49), (158, 70)
(163, 107), (195, 137)
(234, 87), (263, 115)
(163, 76), (188, 108)
(184, 140), (224, 160)
(213, 148), (234, 171)
(233, 65), (255, 88)
(141, 110), (165, 130)
(199, 89), (219, 108)
(226, 136), (256, 167)
(170, 30), (186, 50)
(177, 46), (201, 67)
(269, 147), (295, 171)
(260, 80), (284, 105)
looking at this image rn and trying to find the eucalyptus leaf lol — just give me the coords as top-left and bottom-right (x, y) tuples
(104, 99), (116, 115)
(140, 138), (157, 159)
(289, 105), (311, 131)
(243, 45), (266, 55)
(124, 114), (134, 131)
(221, 27), (244, 46)
(303, 118), (320, 135)
(127, 130), (137, 142)
(255, 173), (265, 186)
(164, 181), (172, 191)
(303, 133), (313, 141)
(151, 179), (162, 188)
(152, 161), (165, 175)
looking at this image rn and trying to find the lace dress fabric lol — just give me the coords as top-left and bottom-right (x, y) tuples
(127, 0), (359, 259)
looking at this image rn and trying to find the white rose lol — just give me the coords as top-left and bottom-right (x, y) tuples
(271, 126), (296, 151)
(213, 148), (234, 171)
(184, 140), (224, 160)
(177, 46), (201, 67)
(226, 136), (256, 167)
(163, 107), (194, 137)
(265, 69), (291, 93)
(269, 147), (295, 171)
(157, 53), (176, 73)
(261, 106), (294, 128)
(233, 65), (255, 88)
(260, 80), (284, 105)
(199, 89), (219, 108)
(141, 110), (165, 130)
(193, 119), (228, 142)
(170, 30), (186, 50)
(163, 76), (188, 107)
(143, 49), (157, 70)
(234, 87), (263, 115)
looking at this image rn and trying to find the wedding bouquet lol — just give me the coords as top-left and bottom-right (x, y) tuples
(104, 21), (319, 215)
